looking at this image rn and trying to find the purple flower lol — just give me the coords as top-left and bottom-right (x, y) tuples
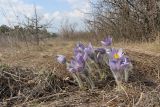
(74, 42), (85, 55)
(67, 59), (77, 72)
(120, 57), (131, 69)
(109, 60), (120, 71)
(96, 54), (104, 63)
(109, 57), (130, 71)
(83, 43), (94, 60)
(108, 48), (130, 71)
(56, 55), (66, 64)
(67, 51), (86, 73)
(75, 52), (86, 63)
(77, 42), (85, 50)
(93, 48), (106, 63)
(95, 48), (106, 54)
(74, 50), (88, 62)
(74, 43), (94, 62)
(101, 37), (112, 46)
(84, 43), (94, 55)
(67, 58), (85, 73)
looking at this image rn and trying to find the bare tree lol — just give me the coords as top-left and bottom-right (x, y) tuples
(0, 5), (54, 47)
(59, 19), (77, 39)
(23, 6), (53, 45)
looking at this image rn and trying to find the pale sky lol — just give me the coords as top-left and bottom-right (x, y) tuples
(0, 0), (91, 32)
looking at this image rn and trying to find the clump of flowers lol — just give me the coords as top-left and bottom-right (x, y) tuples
(56, 36), (133, 90)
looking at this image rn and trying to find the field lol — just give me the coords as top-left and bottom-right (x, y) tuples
(0, 38), (160, 107)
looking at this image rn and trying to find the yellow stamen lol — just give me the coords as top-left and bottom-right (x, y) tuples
(114, 53), (119, 59)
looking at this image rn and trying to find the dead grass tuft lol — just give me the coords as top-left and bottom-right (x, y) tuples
(0, 65), (69, 106)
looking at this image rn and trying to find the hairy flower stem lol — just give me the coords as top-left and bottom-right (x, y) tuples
(112, 71), (123, 90)
(125, 63), (133, 82)
(103, 55), (109, 66)
(71, 72), (84, 89)
(87, 75), (95, 89)
(81, 71), (95, 89)
(124, 70), (129, 82)
(88, 58), (102, 79)
(116, 80), (122, 91)
(86, 61), (93, 76)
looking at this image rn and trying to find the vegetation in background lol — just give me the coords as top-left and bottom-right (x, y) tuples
(86, 0), (160, 42)
(0, 7), (56, 47)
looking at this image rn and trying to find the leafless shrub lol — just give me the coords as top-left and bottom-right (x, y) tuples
(58, 19), (77, 40)
(86, 0), (160, 42)
(58, 19), (95, 42)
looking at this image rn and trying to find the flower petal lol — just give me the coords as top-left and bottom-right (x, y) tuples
(117, 48), (123, 57)
(56, 55), (66, 64)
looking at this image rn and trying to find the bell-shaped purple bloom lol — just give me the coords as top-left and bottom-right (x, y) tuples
(74, 43), (94, 62)
(74, 50), (87, 62)
(67, 59), (77, 72)
(56, 55), (66, 64)
(77, 42), (85, 50)
(93, 48), (106, 63)
(101, 37), (112, 46)
(84, 43), (94, 55)
(108, 48), (129, 71)
(67, 52), (86, 73)
(120, 57), (130, 66)
(109, 57), (130, 71)
(95, 48), (106, 54)
(83, 43), (94, 60)
(74, 42), (85, 54)
(96, 54), (104, 63)
(75, 52), (86, 63)
(67, 58), (85, 73)
(109, 60), (120, 71)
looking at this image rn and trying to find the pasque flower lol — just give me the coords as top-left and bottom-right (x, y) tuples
(83, 43), (95, 60)
(56, 37), (132, 90)
(108, 48), (129, 71)
(74, 42), (85, 55)
(56, 55), (66, 64)
(95, 48), (106, 54)
(67, 56), (85, 73)
(108, 48), (132, 89)
(109, 58), (129, 71)
(101, 37), (112, 46)
(84, 43), (94, 56)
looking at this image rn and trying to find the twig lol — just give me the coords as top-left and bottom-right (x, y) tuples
(135, 93), (143, 106)
(25, 92), (69, 104)
(120, 85), (129, 99)
(106, 96), (118, 105)
(157, 65), (160, 79)
(0, 95), (25, 105)
(6, 96), (25, 102)
(2, 70), (28, 81)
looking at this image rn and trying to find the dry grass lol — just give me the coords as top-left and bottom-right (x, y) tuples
(0, 38), (74, 68)
(114, 40), (160, 56)
(0, 64), (71, 106)
(0, 38), (160, 106)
